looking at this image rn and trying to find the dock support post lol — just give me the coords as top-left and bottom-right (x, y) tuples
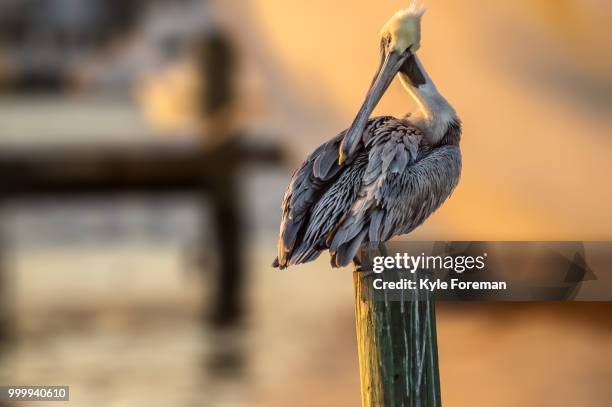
(353, 265), (441, 407)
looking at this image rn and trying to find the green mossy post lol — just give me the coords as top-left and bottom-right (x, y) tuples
(353, 268), (441, 407)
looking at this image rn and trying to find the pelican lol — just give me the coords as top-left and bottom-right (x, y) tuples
(274, 3), (461, 269)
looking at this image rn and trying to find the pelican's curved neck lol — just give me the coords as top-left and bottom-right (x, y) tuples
(399, 55), (457, 144)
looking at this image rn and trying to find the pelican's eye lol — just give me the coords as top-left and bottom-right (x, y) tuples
(381, 34), (392, 51)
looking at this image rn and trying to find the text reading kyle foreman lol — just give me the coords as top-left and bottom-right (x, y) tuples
(370, 253), (507, 291)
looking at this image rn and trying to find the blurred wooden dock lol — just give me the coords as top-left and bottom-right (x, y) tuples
(0, 138), (282, 196)
(0, 137), (285, 344)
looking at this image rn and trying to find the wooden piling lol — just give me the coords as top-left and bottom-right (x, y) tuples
(353, 268), (441, 407)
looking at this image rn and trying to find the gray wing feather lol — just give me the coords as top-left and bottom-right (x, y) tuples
(275, 116), (461, 270)
(329, 124), (421, 264)
(330, 134), (461, 268)
(291, 154), (368, 265)
(381, 145), (461, 238)
(275, 117), (391, 268)
(275, 132), (345, 268)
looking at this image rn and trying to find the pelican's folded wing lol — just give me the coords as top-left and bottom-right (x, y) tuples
(274, 133), (345, 268)
(328, 120), (423, 266)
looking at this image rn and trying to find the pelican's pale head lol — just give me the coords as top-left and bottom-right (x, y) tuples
(380, 3), (426, 55)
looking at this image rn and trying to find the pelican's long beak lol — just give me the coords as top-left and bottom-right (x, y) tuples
(339, 49), (411, 164)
